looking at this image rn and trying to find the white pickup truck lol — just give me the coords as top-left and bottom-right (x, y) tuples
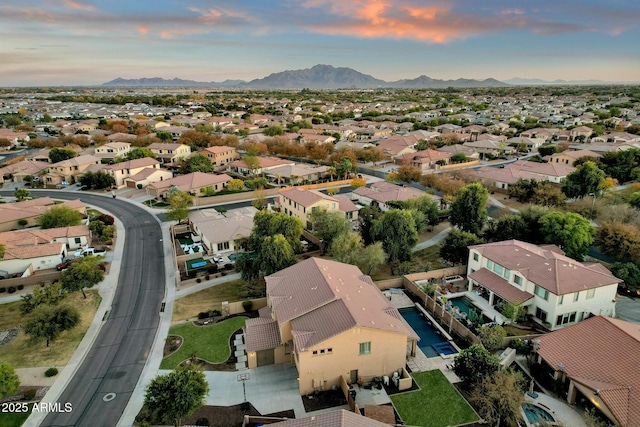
(73, 247), (107, 258)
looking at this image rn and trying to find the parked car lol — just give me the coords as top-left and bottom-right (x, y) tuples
(57, 258), (78, 271)
(73, 247), (107, 258)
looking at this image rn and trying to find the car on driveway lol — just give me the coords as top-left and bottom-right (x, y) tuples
(57, 258), (79, 271)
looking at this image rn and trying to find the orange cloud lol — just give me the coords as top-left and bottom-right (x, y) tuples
(138, 26), (148, 35)
(62, 0), (96, 12)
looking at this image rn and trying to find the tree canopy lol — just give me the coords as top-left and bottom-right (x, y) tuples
(49, 147), (77, 163)
(450, 183), (488, 234)
(372, 209), (418, 273)
(79, 170), (116, 190)
(0, 362), (20, 398)
(440, 229), (484, 265)
(562, 161), (606, 199)
(184, 154), (214, 173)
(14, 188), (30, 202)
(309, 209), (352, 253)
(144, 366), (209, 427)
(24, 304), (80, 347)
(331, 231), (364, 264)
(61, 256), (105, 298)
(166, 189), (194, 222)
(126, 147), (156, 160)
(539, 211), (594, 260)
(38, 205), (83, 229)
(470, 369), (526, 427)
(596, 221), (640, 263)
(453, 344), (501, 389)
(609, 262), (640, 293)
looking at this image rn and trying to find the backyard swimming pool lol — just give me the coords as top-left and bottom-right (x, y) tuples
(521, 403), (556, 426)
(399, 307), (458, 358)
(449, 296), (493, 324)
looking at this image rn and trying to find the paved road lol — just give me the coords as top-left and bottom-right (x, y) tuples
(0, 191), (166, 427)
(616, 295), (640, 325)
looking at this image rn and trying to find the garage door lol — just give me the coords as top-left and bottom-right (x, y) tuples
(126, 181), (137, 188)
(256, 349), (274, 367)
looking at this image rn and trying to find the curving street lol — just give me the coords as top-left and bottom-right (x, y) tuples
(0, 191), (166, 426)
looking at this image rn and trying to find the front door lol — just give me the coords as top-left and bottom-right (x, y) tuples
(350, 369), (358, 384)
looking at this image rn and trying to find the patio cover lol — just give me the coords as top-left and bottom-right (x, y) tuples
(469, 268), (533, 304)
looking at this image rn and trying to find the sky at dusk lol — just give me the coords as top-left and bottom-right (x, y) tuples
(2, 0), (640, 87)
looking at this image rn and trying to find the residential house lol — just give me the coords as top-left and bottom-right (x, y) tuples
(591, 131), (640, 144)
(436, 144), (479, 159)
(43, 154), (101, 186)
(147, 143), (191, 166)
(103, 157), (161, 188)
(569, 126), (593, 141)
(504, 137), (546, 153)
(469, 160), (575, 190)
(149, 171), (232, 198)
(106, 132), (137, 143)
(0, 160), (49, 184)
(533, 316), (640, 427)
(0, 198), (86, 232)
(265, 164), (328, 186)
(243, 258), (419, 394)
(266, 410), (391, 427)
(352, 181), (439, 211)
(547, 149), (601, 166)
(122, 167), (173, 189)
(94, 142), (131, 162)
(228, 156), (295, 176)
(278, 187), (358, 229)
(467, 240), (619, 330)
(519, 128), (558, 141)
(0, 225), (89, 275)
(0, 129), (29, 148)
(399, 149), (452, 172)
(568, 142), (634, 154)
(376, 136), (418, 159)
(194, 146), (239, 169)
(189, 206), (257, 254)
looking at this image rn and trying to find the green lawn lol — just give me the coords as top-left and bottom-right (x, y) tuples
(160, 316), (247, 369)
(0, 403), (33, 427)
(391, 370), (479, 427)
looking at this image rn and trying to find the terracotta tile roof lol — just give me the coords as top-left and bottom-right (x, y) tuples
(470, 240), (619, 295)
(2, 242), (65, 260)
(149, 172), (232, 191)
(535, 316), (640, 427)
(0, 198), (84, 224)
(266, 258), (418, 351)
(335, 195), (358, 214)
(401, 149), (452, 164)
(229, 156), (294, 169)
(188, 206), (256, 244)
(244, 317), (282, 352)
(469, 268), (533, 304)
(279, 187), (336, 207)
(353, 181), (436, 203)
(265, 164), (328, 179)
(104, 157), (158, 171)
(147, 142), (186, 150)
(125, 168), (163, 182)
(37, 225), (89, 240)
(51, 154), (100, 168)
(0, 160), (49, 176)
(198, 145), (237, 155)
(551, 149), (601, 160)
(269, 409), (390, 427)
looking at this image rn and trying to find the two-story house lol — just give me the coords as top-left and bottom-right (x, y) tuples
(228, 156), (295, 176)
(147, 143), (191, 166)
(547, 149), (601, 166)
(94, 142), (131, 163)
(278, 187), (358, 229)
(103, 157), (165, 188)
(194, 145), (239, 169)
(399, 149), (452, 172)
(149, 171), (232, 199)
(43, 154), (101, 186)
(243, 258), (419, 395)
(352, 181), (440, 211)
(466, 240), (619, 330)
(189, 206), (256, 254)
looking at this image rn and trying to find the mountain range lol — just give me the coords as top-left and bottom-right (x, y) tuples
(102, 64), (509, 89)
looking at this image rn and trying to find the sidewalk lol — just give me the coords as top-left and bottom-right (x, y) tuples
(175, 272), (242, 299)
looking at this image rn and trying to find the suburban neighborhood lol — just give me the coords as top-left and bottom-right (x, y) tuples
(1, 83), (640, 427)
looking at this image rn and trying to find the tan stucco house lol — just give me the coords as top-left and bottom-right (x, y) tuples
(43, 154), (101, 185)
(149, 171), (232, 199)
(278, 187), (358, 229)
(103, 157), (162, 188)
(194, 145), (239, 169)
(243, 258), (419, 395)
(147, 142), (191, 166)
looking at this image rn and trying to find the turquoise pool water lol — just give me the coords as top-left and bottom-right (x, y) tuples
(399, 307), (457, 358)
(227, 252), (257, 261)
(522, 403), (555, 425)
(450, 296), (492, 324)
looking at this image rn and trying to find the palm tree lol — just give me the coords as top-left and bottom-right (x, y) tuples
(327, 167), (337, 182)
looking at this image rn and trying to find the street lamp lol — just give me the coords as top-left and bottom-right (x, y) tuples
(589, 192), (597, 220)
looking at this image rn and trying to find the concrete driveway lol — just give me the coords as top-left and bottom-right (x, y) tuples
(160, 363), (306, 417)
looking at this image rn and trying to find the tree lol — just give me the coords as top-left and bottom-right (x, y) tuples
(402, 195), (440, 230)
(61, 256), (105, 298)
(372, 210), (418, 274)
(440, 229), (484, 264)
(38, 205), (83, 229)
(14, 188), (30, 202)
(0, 242), (4, 259)
(350, 177), (366, 188)
(478, 324), (507, 351)
(358, 242), (387, 275)
(309, 209), (352, 253)
(24, 304), (80, 347)
(262, 125), (284, 137)
(453, 344), (501, 389)
(20, 281), (66, 315)
(358, 204), (383, 245)
(144, 365), (209, 427)
(49, 147), (77, 163)
(184, 154), (214, 173)
(257, 234), (297, 276)
(79, 170), (116, 190)
(609, 262), (640, 293)
(531, 182), (566, 207)
(393, 164), (422, 184)
(0, 363), (20, 398)
(483, 214), (527, 243)
(166, 189), (194, 222)
(126, 147), (156, 160)
(470, 369), (526, 427)
(335, 156), (358, 180)
(595, 222), (640, 262)
(539, 211), (594, 260)
(502, 302), (526, 323)
(331, 231), (364, 264)
(519, 205), (550, 244)
(242, 155), (262, 174)
(562, 161), (606, 199)
(537, 145), (558, 157)
(227, 179), (245, 191)
(450, 183), (489, 234)
(250, 211), (303, 253)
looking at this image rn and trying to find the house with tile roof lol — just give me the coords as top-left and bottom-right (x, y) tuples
(264, 164), (329, 186)
(0, 160), (49, 184)
(352, 181), (440, 211)
(193, 145), (239, 169)
(467, 240), (619, 330)
(243, 258), (419, 395)
(0, 198), (86, 232)
(122, 167), (173, 189)
(0, 225), (89, 275)
(399, 149), (453, 172)
(93, 141), (131, 162)
(188, 206), (256, 255)
(148, 171), (232, 198)
(547, 149), (601, 166)
(277, 187), (358, 229)
(43, 154), (101, 186)
(468, 160), (575, 190)
(103, 157), (162, 188)
(228, 156), (295, 176)
(533, 316), (640, 427)
(265, 409), (391, 427)
(147, 142), (191, 166)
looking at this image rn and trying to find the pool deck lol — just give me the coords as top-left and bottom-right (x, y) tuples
(447, 290), (506, 325)
(525, 392), (587, 427)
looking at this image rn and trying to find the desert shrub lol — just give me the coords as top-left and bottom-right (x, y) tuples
(45, 367), (59, 377)
(0, 287), (5, 293)
(205, 275), (210, 281)
(242, 300), (253, 312)
(8, 286), (16, 294)
(196, 278), (202, 283)
(97, 214), (115, 226)
(195, 417), (210, 426)
(197, 312), (209, 320)
(137, 184), (143, 189)
(210, 309), (221, 317)
(24, 388), (37, 400)
(17, 284), (24, 290)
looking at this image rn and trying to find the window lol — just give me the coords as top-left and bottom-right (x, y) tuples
(558, 295), (564, 305)
(514, 275), (523, 286)
(556, 312), (577, 327)
(473, 253), (479, 262)
(574, 292), (580, 302)
(217, 241), (230, 251)
(359, 342), (371, 355)
(534, 285), (549, 301)
(74, 237), (81, 244)
(586, 289), (595, 299)
(504, 268), (510, 279)
(327, 348), (333, 354)
(312, 350), (318, 356)
(535, 308), (548, 323)
(493, 263), (504, 276)
(487, 260), (494, 270)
